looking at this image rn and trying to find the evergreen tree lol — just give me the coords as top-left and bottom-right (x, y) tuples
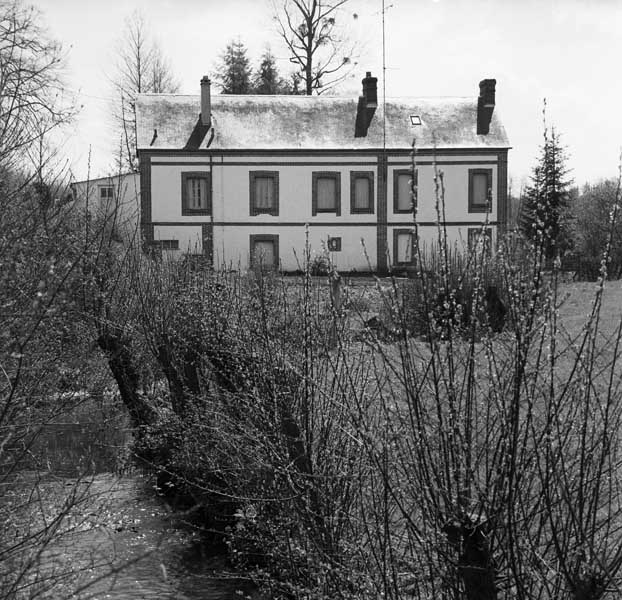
(252, 49), (286, 94)
(519, 127), (573, 258)
(216, 39), (252, 94)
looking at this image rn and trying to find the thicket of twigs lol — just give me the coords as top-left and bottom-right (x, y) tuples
(73, 146), (622, 600)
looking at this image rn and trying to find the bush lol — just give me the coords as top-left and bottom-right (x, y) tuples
(391, 243), (509, 339)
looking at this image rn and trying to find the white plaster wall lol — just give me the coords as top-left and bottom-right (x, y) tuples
(218, 164), (378, 223)
(387, 225), (496, 265)
(72, 173), (139, 228)
(386, 155), (498, 223)
(154, 225), (203, 252)
(148, 152), (502, 271)
(213, 225), (377, 272)
(150, 155), (379, 223)
(150, 164), (202, 222)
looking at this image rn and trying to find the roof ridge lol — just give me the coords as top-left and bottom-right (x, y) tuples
(136, 93), (476, 102)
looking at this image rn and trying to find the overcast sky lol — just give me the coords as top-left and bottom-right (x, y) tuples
(35, 0), (622, 191)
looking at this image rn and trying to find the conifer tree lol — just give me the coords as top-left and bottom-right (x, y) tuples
(253, 49), (286, 94)
(216, 39), (252, 94)
(519, 126), (573, 258)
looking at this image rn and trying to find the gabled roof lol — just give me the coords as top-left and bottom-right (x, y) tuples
(135, 93), (510, 152)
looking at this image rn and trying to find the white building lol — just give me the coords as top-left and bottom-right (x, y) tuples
(71, 172), (140, 238)
(135, 73), (510, 273)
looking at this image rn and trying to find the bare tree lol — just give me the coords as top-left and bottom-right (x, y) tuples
(273, 0), (358, 95)
(111, 10), (179, 171)
(0, 0), (74, 174)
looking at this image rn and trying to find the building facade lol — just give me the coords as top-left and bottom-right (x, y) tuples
(135, 74), (510, 273)
(71, 172), (140, 236)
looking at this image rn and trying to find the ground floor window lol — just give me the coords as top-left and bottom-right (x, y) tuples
(468, 227), (492, 255)
(393, 229), (415, 265)
(250, 234), (279, 269)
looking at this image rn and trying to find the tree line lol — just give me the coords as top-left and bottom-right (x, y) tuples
(517, 120), (622, 279)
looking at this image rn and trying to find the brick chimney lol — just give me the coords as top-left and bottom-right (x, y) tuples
(201, 76), (211, 128)
(477, 78), (496, 135)
(362, 71), (378, 108)
(355, 71), (378, 137)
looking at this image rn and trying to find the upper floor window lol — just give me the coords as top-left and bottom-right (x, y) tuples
(393, 169), (417, 213)
(312, 172), (341, 216)
(181, 172), (211, 216)
(250, 171), (279, 216)
(468, 169), (493, 213)
(350, 171), (374, 214)
(99, 185), (114, 202)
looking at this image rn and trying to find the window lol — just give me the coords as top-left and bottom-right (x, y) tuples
(99, 185), (114, 201)
(181, 172), (211, 215)
(393, 229), (415, 265)
(468, 227), (492, 255)
(327, 237), (342, 252)
(350, 171), (374, 214)
(153, 239), (179, 250)
(393, 169), (417, 213)
(250, 171), (279, 216)
(393, 169), (418, 213)
(468, 169), (493, 213)
(312, 172), (341, 216)
(250, 234), (279, 269)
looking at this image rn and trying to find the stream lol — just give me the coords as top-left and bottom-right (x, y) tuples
(44, 473), (258, 600)
(6, 420), (261, 599)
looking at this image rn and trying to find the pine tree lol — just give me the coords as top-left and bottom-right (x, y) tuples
(217, 40), (252, 94)
(252, 49), (285, 94)
(519, 126), (573, 259)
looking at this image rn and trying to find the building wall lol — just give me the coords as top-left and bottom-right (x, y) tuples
(144, 150), (505, 272)
(72, 173), (140, 233)
(385, 155), (498, 223)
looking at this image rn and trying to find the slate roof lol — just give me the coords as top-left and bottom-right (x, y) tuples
(135, 94), (510, 152)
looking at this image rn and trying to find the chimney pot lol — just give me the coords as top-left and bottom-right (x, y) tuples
(201, 76), (211, 128)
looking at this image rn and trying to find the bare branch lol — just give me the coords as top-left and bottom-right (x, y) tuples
(273, 0), (358, 95)
(109, 10), (179, 171)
